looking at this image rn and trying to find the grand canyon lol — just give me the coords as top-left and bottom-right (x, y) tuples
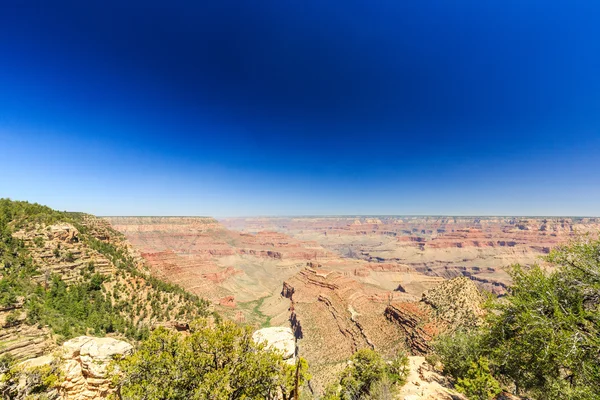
(104, 215), (599, 392)
(5, 2), (599, 397)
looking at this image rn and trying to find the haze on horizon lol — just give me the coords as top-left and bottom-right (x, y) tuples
(1, 1), (599, 217)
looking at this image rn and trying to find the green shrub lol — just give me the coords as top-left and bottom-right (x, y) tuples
(431, 329), (485, 381)
(33, 236), (44, 247)
(455, 357), (501, 400)
(114, 318), (309, 400)
(0, 278), (18, 307)
(433, 236), (600, 399)
(328, 348), (409, 399)
(64, 251), (75, 262)
(339, 349), (386, 399)
(387, 350), (410, 386)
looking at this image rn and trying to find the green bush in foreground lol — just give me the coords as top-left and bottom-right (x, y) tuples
(430, 329), (484, 381)
(113, 318), (310, 400)
(324, 348), (409, 400)
(432, 235), (600, 400)
(455, 357), (501, 400)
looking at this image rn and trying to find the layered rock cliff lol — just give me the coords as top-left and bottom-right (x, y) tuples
(280, 265), (412, 392)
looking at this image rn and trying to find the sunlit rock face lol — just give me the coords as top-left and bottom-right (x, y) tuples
(5, 336), (133, 400)
(252, 326), (296, 364)
(60, 336), (133, 399)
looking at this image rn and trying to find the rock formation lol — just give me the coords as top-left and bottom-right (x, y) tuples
(60, 336), (133, 399)
(385, 277), (485, 355)
(252, 327), (296, 364)
(104, 217), (338, 324)
(421, 276), (485, 329)
(280, 266), (411, 392)
(384, 303), (439, 355)
(1, 214), (206, 365)
(398, 356), (467, 400)
(2, 336), (132, 400)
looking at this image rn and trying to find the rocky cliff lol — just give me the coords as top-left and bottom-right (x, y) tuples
(104, 217), (337, 326)
(385, 277), (485, 355)
(280, 265), (412, 392)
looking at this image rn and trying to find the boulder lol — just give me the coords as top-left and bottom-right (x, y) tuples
(252, 327), (296, 364)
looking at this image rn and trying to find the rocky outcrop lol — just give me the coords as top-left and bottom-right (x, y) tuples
(12, 222), (115, 286)
(252, 327), (296, 364)
(60, 336), (133, 399)
(104, 217), (335, 305)
(2, 336), (132, 400)
(1, 214), (205, 368)
(219, 295), (236, 308)
(49, 224), (80, 243)
(421, 276), (485, 329)
(0, 320), (54, 361)
(280, 267), (407, 392)
(385, 277), (485, 355)
(384, 303), (439, 355)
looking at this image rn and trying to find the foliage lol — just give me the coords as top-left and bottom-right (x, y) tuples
(0, 278), (18, 307)
(327, 349), (409, 400)
(25, 273), (148, 340)
(454, 357), (501, 400)
(339, 349), (386, 398)
(364, 375), (396, 400)
(113, 318), (310, 400)
(485, 259), (600, 398)
(0, 358), (63, 398)
(3, 309), (20, 328)
(430, 329), (485, 381)
(386, 351), (410, 386)
(0, 353), (14, 375)
(431, 235), (600, 399)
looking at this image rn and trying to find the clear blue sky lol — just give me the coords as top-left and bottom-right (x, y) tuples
(1, 1), (599, 216)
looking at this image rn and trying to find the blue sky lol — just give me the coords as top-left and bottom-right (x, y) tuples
(1, 1), (599, 216)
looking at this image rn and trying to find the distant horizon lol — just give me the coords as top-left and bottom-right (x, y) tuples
(2, 1), (600, 216)
(102, 213), (600, 219)
(5, 196), (600, 219)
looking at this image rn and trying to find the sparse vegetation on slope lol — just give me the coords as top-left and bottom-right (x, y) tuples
(0, 199), (210, 347)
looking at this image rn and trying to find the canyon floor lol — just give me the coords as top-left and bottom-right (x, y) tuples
(105, 215), (599, 392)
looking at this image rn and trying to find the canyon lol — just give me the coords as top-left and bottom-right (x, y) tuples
(222, 216), (600, 294)
(105, 215), (598, 391)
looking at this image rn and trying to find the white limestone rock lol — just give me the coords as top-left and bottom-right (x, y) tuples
(252, 326), (296, 363)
